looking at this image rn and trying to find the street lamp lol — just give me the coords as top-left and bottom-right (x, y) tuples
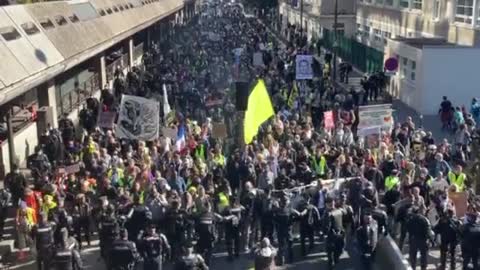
(332, 0), (338, 81)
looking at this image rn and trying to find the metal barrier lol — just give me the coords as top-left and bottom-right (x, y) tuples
(57, 73), (100, 117)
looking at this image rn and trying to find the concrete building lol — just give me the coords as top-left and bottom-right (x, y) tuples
(0, 0), (198, 175)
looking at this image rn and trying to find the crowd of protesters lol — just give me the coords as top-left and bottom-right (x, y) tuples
(1, 1), (480, 270)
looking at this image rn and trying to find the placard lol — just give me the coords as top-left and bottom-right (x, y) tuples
(98, 111), (116, 129)
(324, 111), (335, 130)
(295, 55), (313, 80)
(449, 192), (468, 217)
(358, 104), (394, 132)
(212, 123), (227, 139)
(65, 163), (81, 174)
(116, 95), (160, 141)
(162, 127), (178, 141)
(253, 52), (264, 67)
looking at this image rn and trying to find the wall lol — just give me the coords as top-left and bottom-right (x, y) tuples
(421, 47), (480, 114)
(1, 122), (38, 173)
(386, 39), (423, 111)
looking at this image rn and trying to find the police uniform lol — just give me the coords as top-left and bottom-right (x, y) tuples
(99, 216), (118, 259)
(196, 211), (218, 265)
(223, 206), (243, 260)
(109, 238), (140, 270)
(273, 204), (295, 265)
(140, 232), (170, 270)
(461, 218), (480, 270)
(406, 212), (432, 270)
(434, 214), (460, 270)
(174, 251), (209, 270)
(33, 222), (54, 270)
(323, 208), (345, 269)
(51, 242), (83, 270)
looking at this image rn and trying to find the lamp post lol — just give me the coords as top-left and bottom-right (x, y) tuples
(332, 0), (338, 81)
(299, 0), (304, 38)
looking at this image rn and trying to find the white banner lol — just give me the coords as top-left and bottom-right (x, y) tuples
(116, 95), (160, 141)
(358, 104), (394, 132)
(295, 55), (313, 80)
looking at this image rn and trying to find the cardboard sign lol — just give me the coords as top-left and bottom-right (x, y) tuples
(449, 192), (468, 217)
(324, 111), (335, 130)
(295, 55), (314, 80)
(98, 111), (117, 129)
(212, 123), (227, 139)
(162, 127), (178, 141)
(253, 52), (264, 67)
(65, 163), (81, 174)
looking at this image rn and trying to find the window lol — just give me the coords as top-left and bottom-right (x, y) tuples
(412, 0), (422, 9)
(106, 8), (113, 14)
(125, 4), (130, 9)
(375, 0), (384, 4)
(0, 26), (21, 41)
(21, 22), (40, 36)
(54, 15), (68, 26)
(112, 5), (119, 12)
(373, 28), (382, 42)
(363, 26), (371, 37)
(69, 14), (80, 23)
(383, 31), (391, 45)
(433, 0), (441, 19)
(39, 18), (55, 30)
(119, 5), (124, 11)
(400, 0), (409, 8)
(129, 3), (134, 8)
(99, 9), (106, 16)
(385, 0), (394, 5)
(455, 0), (474, 24)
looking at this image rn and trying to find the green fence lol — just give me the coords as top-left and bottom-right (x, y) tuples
(322, 29), (383, 74)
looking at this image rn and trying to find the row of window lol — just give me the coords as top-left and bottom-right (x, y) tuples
(356, 24), (392, 45)
(0, 0), (159, 42)
(399, 56), (416, 81)
(359, 0), (423, 10)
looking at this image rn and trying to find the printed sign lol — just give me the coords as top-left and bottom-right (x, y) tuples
(116, 95), (160, 141)
(253, 52), (264, 67)
(65, 163), (81, 174)
(162, 127), (178, 141)
(295, 55), (313, 80)
(324, 111), (335, 130)
(358, 104), (394, 132)
(212, 123), (227, 139)
(98, 111), (116, 129)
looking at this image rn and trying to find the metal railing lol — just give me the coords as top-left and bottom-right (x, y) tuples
(133, 43), (144, 62)
(57, 73), (100, 117)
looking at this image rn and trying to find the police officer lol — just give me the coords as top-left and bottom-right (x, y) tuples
(0, 188), (11, 240)
(126, 194), (152, 242)
(53, 198), (72, 246)
(109, 229), (140, 270)
(32, 212), (55, 270)
(164, 200), (188, 258)
(406, 206), (432, 270)
(73, 194), (91, 249)
(51, 228), (84, 270)
(356, 212), (378, 269)
(273, 193), (297, 266)
(139, 224), (170, 270)
(222, 196), (244, 261)
(297, 192), (320, 256)
(99, 205), (118, 261)
(434, 208), (460, 270)
(195, 201), (222, 265)
(461, 212), (480, 270)
(174, 240), (209, 270)
(323, 197), (345, 269)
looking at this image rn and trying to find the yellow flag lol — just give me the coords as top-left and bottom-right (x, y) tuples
(288, 81), (299, 108)
(244, 79), (275, 144)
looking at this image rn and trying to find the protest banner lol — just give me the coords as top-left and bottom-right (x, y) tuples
(162, 127), (178, 141)
(324, 111), (335, 130)
(98, 111), (116, 129)
(116, 95), (160, 141)
(358, 104), (394, 136)
(65, 163), (81, 174)
(212, 123), (227, 139)
(253, 52), (264, 67)
(295, 55), (313, 80)
(449, 192), (468, 217)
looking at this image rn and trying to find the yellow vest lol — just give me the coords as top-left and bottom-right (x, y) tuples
(195, 145), (205, 161)
(448, 172), (466, 192)
(218, 192), (229, 212)
(385, 176), (400, 191)
(213, 154), (225, 167)
(311, 156), (326, 175)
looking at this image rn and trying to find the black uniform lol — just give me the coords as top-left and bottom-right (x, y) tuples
(73, 202), (91, 249)
(174, 253), (209, 270)
(297, 202), (320, 256)
(99, 216), (118, 259)
(323, 208), (345, 269)
(51, 243), (83, 270)
(139, 232), (170, 270)
(0, 189), (11, 239)
(273, 205), (296, 265)
(406, 212), (432, 270)
(53, 207), (72, 246)
(223, 206), (244, 260)
(434, 215), (460, 270)
(126, 204), (151, 242)
(195, 211), (219, 265)
(109, 239), (140, 270)
(164, 208), (189, 258)
(356, 220), (378, 269)
(32, 222), (55, 270)
(461, 220), (480, 270)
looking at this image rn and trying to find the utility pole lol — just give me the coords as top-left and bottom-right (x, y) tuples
(332, 0), (338, 81)
(299, 0), (304, 38)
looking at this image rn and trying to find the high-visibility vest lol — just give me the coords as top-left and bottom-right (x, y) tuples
(195, 145), (205, 160)
(213, 154), (225, 167)
(385, 176), (400, 191)
(448, 172), (466, 191)
(310, 156), (326, 176)
(426, 176), (433, 187)
(218, 192), (229, 212)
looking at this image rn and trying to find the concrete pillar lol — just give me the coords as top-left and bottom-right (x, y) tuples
(38, 79), (58, 128)
(146, 28), (152, 49)
(128, 38), (134, 68)
(473, 0), (479, 27)
(97, 54), (107, 89)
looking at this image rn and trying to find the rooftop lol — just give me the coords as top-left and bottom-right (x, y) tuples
(391, 37), (467, 49)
